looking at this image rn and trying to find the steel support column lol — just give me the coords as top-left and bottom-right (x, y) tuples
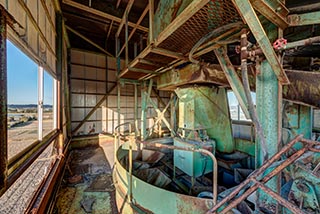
(214, 47), (250, 119)
(134, 84), (139, 137)
(256, 60), (280, 207)
(140, 81), (147, 140)
(0, 10), (7, 196)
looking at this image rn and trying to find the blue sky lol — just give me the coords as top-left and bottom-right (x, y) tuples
(7, 40), (53, 105)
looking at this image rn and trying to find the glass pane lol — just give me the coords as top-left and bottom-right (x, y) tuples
(43, 71), (54, 136)
(7, 40), (38, 160)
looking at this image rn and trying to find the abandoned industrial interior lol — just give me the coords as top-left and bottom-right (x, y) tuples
(0, 0), (320, 213)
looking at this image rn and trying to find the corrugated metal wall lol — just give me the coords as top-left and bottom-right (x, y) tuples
(70, 49), (171, 136)
(1, 0), (56, 77)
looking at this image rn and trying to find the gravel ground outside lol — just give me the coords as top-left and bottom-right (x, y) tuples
(0, 118), (56, 213)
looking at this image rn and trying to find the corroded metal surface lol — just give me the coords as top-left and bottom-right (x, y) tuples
(157, 63), (320, 108)
(113, 144), (214, 214)
(0, 9), (7, 196)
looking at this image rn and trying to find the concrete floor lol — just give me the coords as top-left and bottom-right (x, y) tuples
(56, 137), (117, 214)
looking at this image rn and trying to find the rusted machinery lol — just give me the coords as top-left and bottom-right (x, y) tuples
(113, 0), (320, 214)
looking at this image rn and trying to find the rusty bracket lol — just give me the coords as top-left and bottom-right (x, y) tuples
(250, 0), (289, 29)
(232, 0), (290, 85)
(208, 135), (320, 214)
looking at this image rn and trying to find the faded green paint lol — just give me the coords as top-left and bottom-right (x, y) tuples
(173, 137), (215, 177)
(153, 0), (193, 40)
(256, 60), (280, 207)
(113, 145), (213, 214)
(234, 138), (255, 157)
(288, 11), (320, 26)
(233, 0), (289, 84)
(283, 102), (312, 150)
(175, 86), (234, 153)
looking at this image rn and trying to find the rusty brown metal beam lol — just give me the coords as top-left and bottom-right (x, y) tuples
(250, 0), (289, 29)
(209, 135), (319, 213)
(116, 0), (121, 9)
(71, 84), (117, 135)
(157, 64), (320, 108)
(106, 20), (113, 43)
(0, 8), (7, 196)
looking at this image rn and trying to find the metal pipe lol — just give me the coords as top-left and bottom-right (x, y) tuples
(189, 22), (243, 64)
(240, 29), (268, 162)
(139, 140), (218, 207)
(284, 36), (320, 50)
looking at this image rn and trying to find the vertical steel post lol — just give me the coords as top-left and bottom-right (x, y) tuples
(53, 78), (58, 129)
(148, 0), (154, 44)
(0, 10), (7, 195)
(56, 12), (63, 132)
(38, 66), (44, 141)
(117, 82), (121, 149)
(170, 93), (176, 137)
(141, 81), (147, 140)
(125, 12), (129, 67)
(134, 84), (139, 137)
(256, 60), (280, 207)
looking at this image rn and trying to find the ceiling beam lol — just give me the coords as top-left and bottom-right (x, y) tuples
(118, 2), (149, 56)
(116, 0), (121, 9)
(116, 0), (135, 37)
(62, 0), (148, 33)
(106, 20), (114, 43)
(66, 25), (114, 57)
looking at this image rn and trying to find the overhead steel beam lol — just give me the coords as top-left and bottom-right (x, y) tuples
(250, 0), (289, 29)
(118, 3), (149, 56)
(66, 25), (114, 57)
(232, 0), (290, 84)
(151, 47), (187, 60)
(71, 84), (118, 135)
(116, 0), (121, 9)
(62, 0), (148, 33)
(214, 47), (250, 119)
(155, 0), (210, 46)
(106, 20), (113, 43)
(287, 11), (320, 26)
(116, 0), (134, 37)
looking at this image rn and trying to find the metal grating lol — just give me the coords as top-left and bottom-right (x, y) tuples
(158, 1), (242, 55)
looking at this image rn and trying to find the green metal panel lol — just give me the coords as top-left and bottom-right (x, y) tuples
(153, 0), (193, 40)
(173, 137), (215, 177)
(113, 146), (214, 214)
(235, 138), (255, 157)
(283, 102), (312, 150)
(175, 86), (234, 153)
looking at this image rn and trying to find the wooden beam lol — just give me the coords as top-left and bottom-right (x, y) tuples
(66, 25), (114, 57)
(71, 84), (118, 135)
(62, 0), (148, 32)
(118, 3), (149, 56)
(116, 0), (134, 37)
(106, 20), (113, 43)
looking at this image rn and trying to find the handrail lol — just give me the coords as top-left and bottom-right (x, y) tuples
(138, 139), (218, 208)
